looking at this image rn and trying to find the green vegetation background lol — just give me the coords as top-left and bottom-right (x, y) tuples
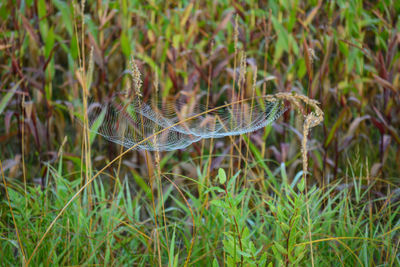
(0, 0), (399, 266)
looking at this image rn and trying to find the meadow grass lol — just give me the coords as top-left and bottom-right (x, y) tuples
(1, 0), (400, 266)
(1, 154), (399, 266)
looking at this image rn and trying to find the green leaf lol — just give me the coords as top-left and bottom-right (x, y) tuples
(273, 241), (287, 255)
(53, 0), (73, 35)
(211, 199), (229, 210)
(173, 253), (179, 267)
(131, 170), (152, 200)
(218, 168), (226, 184)
(38, 0), (48, 37)
(37, 0), (46, 19)
(0, 79), (23, 115)
(297, 177), (305, 192)
(289, 35), (299, 55)
(271, 16), (289, 62)
(88, 106), (106, 145)
(70, 34), (78, 59)
(325, 108), (347, 147)
(44, 26), (55, 59)
(288, 217), (300, 255)
(120, 31), (130, 57)
(233, 189), (247, 206)
(204, 186), (225, 194)
(169, 225), (176, 267)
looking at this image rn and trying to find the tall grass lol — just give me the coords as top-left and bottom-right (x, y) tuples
(1, 154), (399, 265)
(1, 0), (399, 266)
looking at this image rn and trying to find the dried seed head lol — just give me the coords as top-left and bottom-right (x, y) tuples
(308, 48), (317, 64)
(239, 50), (247, 84)
(266, 92), (324, 181)
(86, 46), (94, 92)
(130, 56), (142, 98)
(81, 0), (86, 13)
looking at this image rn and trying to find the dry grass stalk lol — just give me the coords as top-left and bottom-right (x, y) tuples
(86, 46), (94, 89)
(236, 50), (247, 172)
(229, 13), (240, 178)
(21, 95), (27, 205)
(154, 70), (159, 94)
(129, 59), (161, 266)
(153, 129), (170, 260)
(234, 14), (239, 55)
(199, 40), (214, 173)
(242, 66), (258, 186)
(302, 114), (314, 178)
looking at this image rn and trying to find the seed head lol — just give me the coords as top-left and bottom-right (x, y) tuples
(239, 50), (247, 84)
(130, 56), (142, 98)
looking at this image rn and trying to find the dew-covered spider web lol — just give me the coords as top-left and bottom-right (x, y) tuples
(85, 94), (286, 151)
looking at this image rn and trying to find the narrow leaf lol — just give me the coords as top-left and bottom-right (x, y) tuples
(0, 79), (23, 115)
(89, 106), (106, 145)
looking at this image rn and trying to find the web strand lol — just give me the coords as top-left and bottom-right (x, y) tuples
(85, 95), (286, 151)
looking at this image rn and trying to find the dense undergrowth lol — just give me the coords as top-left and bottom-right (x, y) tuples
(1, 0), (399, 266)
(2, 158), (399, 266)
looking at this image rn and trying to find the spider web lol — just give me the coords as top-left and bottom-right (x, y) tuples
(84, 95), (285, 151)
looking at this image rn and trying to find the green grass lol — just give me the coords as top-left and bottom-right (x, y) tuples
(1, 0), (400, 266)
(1, 158), (399, 265)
